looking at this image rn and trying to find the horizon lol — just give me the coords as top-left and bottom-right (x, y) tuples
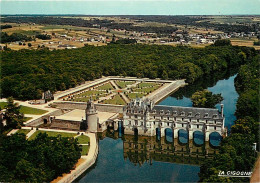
(1, 0), (260, 15)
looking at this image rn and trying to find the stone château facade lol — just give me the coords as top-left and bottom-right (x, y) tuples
(123, 98), (225, 141)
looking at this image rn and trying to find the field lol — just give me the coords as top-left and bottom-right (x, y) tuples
(29, 130), (77, 140)
(0, 102), (48, 115)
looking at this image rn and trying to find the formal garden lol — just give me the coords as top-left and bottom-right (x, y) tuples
(61, 80), (164, 105)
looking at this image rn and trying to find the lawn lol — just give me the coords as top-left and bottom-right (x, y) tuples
(115, 81), (135, 89)
(76, 135), (90, 144)
(102, 94), (126, 105)
(29, 130), (77, 140)
(16, 129), (31, 135)
(96, 83), (114, 90)
(24, 117), (33, 121)
(0, 102), (48, 115)
(80, 145), (90, 155)
(127, 92), (145, 100)
(20, 106), (48, 115)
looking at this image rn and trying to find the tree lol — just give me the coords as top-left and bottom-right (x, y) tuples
(191, 89), (223, 108)
(0, 133), (81, 182)
(3, 97), (24, 129)
(28, 43), (32, 47)
(213, 39), (232, 46)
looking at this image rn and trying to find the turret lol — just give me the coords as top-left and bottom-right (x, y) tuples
(85, 99), (98, 132)
(221, 104), (224, 118)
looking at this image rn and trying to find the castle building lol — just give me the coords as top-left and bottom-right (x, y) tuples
(123, 98), (225, 141)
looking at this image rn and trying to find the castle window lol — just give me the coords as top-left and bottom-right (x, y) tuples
(181, 111), (185, 116)
(154, 116), (155, 119)
(195, 113), (200, 117)
(135, 115), (137, 118)
(167, 122), (169, 126)
(204, 113), (209, 118)
(182, 124), (184, 127)
(141, 122), (143, 126)
(135, 120), (138, 125)
(214, 126), (216, 130)
(167, 117), (169, 120)
(197, 125), (199, 128)
(173, 111), (177, 115)
(161, 116), (163, 120)
(197, 119), (199, 122)
(188, 112), (192, 117)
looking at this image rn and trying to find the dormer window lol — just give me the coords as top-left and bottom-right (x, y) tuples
(213, 114), (218, 119)
(204, 113), (209, 118)
(188, 112), (192, 117)
(173, 111), (177, 115)
(160, 110), (164, 114)
(153, 110), (156, 114)
(181, 111), (185, 116)
(195, 113), (200, 117)
(166, 110), (170, 115)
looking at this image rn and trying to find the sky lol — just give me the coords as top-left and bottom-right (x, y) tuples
(1, 0), (260, 15)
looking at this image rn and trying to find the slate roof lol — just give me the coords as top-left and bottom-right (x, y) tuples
(153, 105), (223, 119)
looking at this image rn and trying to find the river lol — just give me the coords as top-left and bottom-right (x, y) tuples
(78, 73), (238, 182)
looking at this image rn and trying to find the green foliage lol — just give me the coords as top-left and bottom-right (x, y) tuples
(113, 38), (137, 44)
(213, 39), (232, 46)
(35, 34), (51, 40)
(1, 44), (255, 101)
(0, 32), (32, 43)
(28, 130), (77, 140)
(2, 97), (24, 129)
(1, 25), (12, 29)
(0, 133), (81, 182)
(199, 134), (256, 182)
(191, 89), (223, 108)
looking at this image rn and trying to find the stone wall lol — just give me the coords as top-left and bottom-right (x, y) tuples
(24, 109), (65, 127)
(148, 80), (186, 104)
(53, 102), (124, 113)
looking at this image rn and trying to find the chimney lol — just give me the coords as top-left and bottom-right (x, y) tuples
(221, 104), (224, 117)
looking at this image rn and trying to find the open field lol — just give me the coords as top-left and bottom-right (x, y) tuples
(28, 130), (77, 140)
(0, 102), (48, 115)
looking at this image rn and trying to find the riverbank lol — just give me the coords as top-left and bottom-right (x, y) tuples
(52, 132), (98, 183)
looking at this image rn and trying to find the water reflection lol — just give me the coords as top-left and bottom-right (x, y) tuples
(100, 130), (219, 167)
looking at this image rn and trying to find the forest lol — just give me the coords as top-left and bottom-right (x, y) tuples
(199, 54), (260, 182)
(1, 40), (257, 100)
(0, 133), (81, 182)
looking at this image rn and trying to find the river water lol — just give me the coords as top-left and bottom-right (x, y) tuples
(78, 73), (238, 183)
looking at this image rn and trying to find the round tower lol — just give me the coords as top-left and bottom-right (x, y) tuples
(85, 99), (98, 132)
